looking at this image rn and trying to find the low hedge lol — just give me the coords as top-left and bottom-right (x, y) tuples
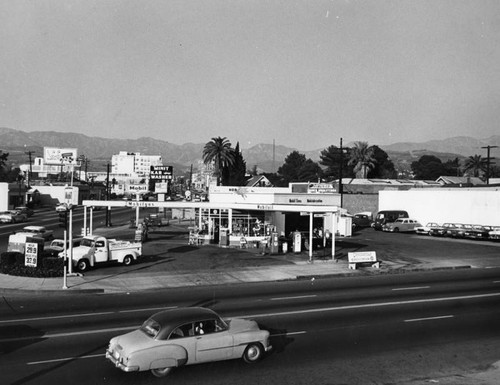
(0, 251), (65, 278)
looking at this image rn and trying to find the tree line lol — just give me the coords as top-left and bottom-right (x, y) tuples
(202, 137), (499, 187)
(1, 140), (498, 186)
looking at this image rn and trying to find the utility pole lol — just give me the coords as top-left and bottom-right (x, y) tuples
(339, 138), (343, 208)
(25, 150), (35, 187)
(481, 145), (498, 185)
(106, 163), (110, 226)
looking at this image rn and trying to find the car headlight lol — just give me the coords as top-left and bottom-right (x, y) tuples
(113, 350), (120, 360)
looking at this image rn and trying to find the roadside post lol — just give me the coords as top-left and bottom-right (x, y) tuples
(309, 212), (313, 263)
(62, 230), (68, 289)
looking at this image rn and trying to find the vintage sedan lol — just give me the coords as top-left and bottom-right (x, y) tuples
(21, 225), (54, 241)
(489, 226), (500, 241)
(415, 222), (440, 235)
(14, 206), (34, 217)
(382, 218), (422, 233)
(55, 203), (69, 212)
(429, 222), (454, 236)
(445, 223), (471, 238)
(464, 225), (491, 240)
(0, 210), (28, 223)
(106, 307), (272, 378)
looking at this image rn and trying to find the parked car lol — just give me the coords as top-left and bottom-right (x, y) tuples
(46, 238), (83, 252)
(464, 225), (492, 240)
(106, 307), (272, 378)
(21, 225), (54, 241)
(145, 213), (166, 227)
(14, 206), (34, 217)
(445, 223), (470, 238)
(0, 210), (28, 223)
(382, 218), (422, 233)
(489, 226), (500, 241)
(373, 210), (409, 231)
(429, 223), (454, 237)
(352, 213), (372, 230)
(415, 222), (440, 235)
(55, 203), (69, 212)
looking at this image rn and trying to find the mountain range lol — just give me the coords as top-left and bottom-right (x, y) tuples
(1, 127), (499, 175)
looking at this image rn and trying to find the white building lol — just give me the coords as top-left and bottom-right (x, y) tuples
(112, 152), (162, 176)
(379, 187), (500, 226)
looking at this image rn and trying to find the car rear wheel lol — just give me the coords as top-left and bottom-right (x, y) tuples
(123, 255), (133, 266)
(243, 343), (264, 363)
(151, 367), (173, 378)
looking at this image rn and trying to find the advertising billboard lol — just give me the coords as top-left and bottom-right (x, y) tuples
(150, 165), (173, 180)
(44, 147), (78, 165)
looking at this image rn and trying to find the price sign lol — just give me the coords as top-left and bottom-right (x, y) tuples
(25, 242), (38, 267)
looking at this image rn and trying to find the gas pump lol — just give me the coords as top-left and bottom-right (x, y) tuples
(270, 232), (279, 254)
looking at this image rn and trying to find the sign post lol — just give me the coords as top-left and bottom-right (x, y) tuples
(62, 230), (68, 289)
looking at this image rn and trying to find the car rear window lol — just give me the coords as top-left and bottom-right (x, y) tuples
(140, 319), (161, 338)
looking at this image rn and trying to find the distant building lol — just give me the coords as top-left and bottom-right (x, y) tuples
(111, 151), (162, 176)
(436, 176), (486, 187)
(246, 175), (272, 187)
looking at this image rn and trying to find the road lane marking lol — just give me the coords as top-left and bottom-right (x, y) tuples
(119, 306), (177, 313)
(404, 315), (454, 323)
(28, 354), (104, 365)
(271, 295), (317, 301)
(271, 331), (307, 337)
(0, 326), (136, 344)
(392, 286), (430, 291)
(238, 292), (500, 319)
(4, 292), (500, 344)
(27, 331), (309, 366)
(0, 311), (114, 324)
(0, 306), (177, 324)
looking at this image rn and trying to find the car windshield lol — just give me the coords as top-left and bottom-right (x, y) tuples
(80, 239), (95, 247)
(140, 318), (161, 338)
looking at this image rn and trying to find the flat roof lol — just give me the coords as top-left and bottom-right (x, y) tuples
(82, 199), (340, 213)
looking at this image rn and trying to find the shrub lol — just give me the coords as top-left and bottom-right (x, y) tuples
(0, 252), (20, 266)
(0, 251), (64, 278)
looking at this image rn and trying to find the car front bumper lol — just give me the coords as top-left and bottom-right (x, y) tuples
(105, 350), (139, 372)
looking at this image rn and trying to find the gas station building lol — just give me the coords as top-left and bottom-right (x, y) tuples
(82, 183), (344, 260)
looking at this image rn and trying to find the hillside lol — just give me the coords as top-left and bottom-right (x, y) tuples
(1, 127), (497, 174)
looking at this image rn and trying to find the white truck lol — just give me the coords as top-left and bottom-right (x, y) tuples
(66, 235), (142, 272)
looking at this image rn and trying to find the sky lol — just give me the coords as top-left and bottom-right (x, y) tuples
(1, 0), (499, 151)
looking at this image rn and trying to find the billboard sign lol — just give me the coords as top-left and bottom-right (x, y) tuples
(155, 182), (169, 193)
(307, 183), (336, 194)
(44, 147), (78, 165)
(150, 165), (173, 180)
(128, 184), (149, 193)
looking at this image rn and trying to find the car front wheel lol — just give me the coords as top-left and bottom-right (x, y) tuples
(77, 259), (90, 272)
(151, 367), (173, 378)
(243, 343), (264, 363)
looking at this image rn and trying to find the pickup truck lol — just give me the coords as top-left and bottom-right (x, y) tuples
(66, 235), (142, 272)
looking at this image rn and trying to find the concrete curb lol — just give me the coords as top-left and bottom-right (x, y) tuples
(0, 264), (474, 296)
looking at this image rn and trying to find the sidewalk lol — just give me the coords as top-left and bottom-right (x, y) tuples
(0, 223), (475, 294)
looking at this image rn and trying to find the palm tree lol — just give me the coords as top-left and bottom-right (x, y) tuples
(348, 141), (376, 179)
(463, 154), (487, 178)
(202, 137), (235, 186)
